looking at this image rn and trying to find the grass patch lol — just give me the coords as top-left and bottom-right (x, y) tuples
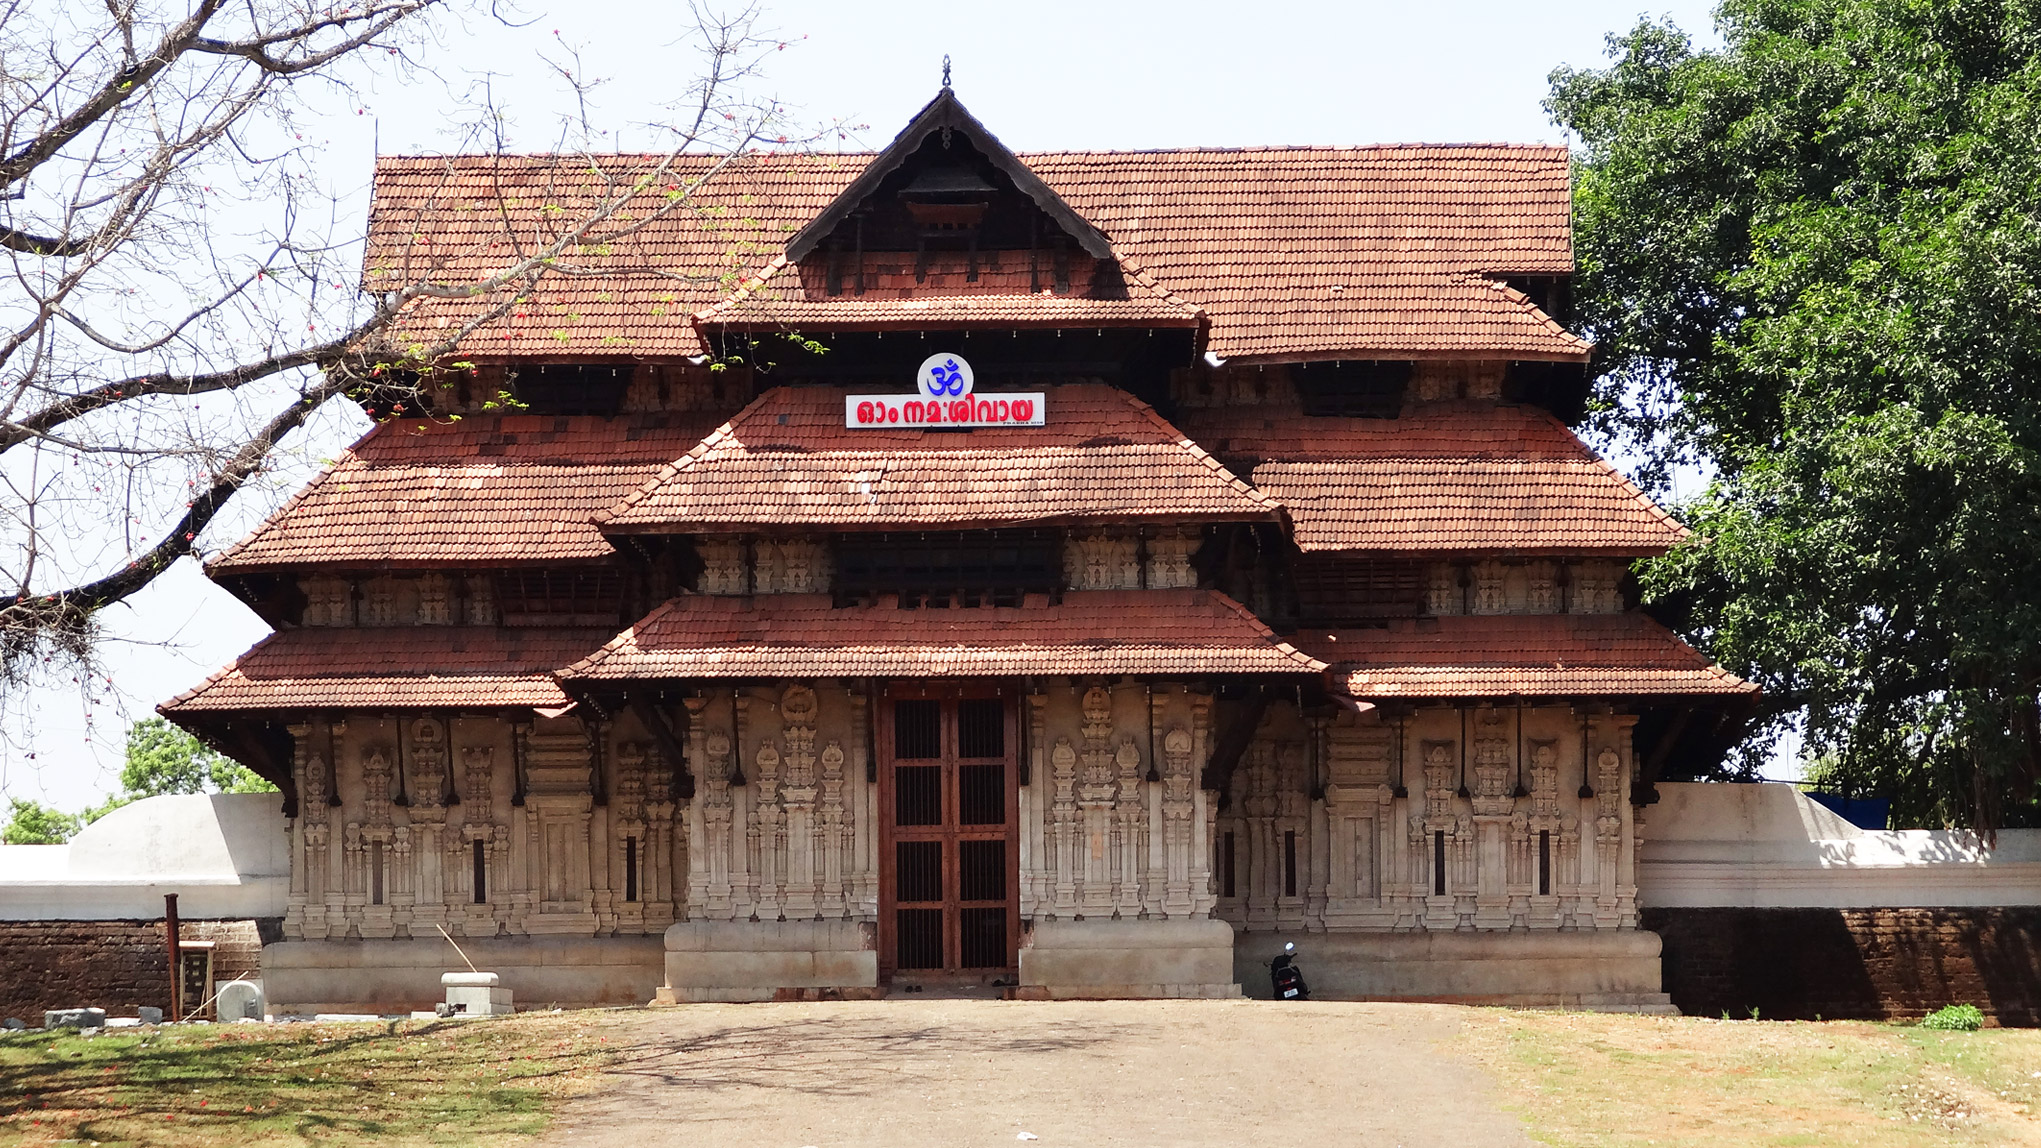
(0, 1012), (628, 1147)
(1462, 1010), (2041, 1147)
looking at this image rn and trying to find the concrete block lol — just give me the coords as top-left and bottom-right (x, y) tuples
(137, 1006), (163, 1024)
(662, 919), (878, 1000)
(44, 1008), (106, 1030)
(216, 981), (265, 1022)
(1019, 919), (1239, 998)
(442, 971), (512, 1016)
(2, 1017), (25, 1030)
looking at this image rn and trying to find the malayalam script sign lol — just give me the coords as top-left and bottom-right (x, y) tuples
(844, 352), (1045, 428)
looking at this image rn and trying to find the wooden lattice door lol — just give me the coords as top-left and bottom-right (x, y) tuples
(878, 684), (1019, 978)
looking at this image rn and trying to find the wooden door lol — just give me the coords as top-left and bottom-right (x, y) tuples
(878, 684), (1019, 977)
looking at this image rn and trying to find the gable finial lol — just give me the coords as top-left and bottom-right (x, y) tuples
(941, 54), (952, 89)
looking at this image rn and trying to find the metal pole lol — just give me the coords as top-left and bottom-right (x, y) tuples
(163, 893), (181, 1022)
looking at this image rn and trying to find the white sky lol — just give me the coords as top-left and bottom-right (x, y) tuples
(4, 0), (1729, 811)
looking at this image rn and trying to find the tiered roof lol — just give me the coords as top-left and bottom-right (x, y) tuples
(559, 590), (1327, 681)
(160, 627), (608, 712)
(1292, 615), (1754, 699)
(1176, 404), (1686, 555)
(164, 93), (1755, 727)
(365, 136), (1583, 362)
(209, 414), (722, 572)
(597, 384), (1281, 533)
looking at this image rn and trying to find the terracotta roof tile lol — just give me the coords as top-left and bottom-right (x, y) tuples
(158, 626), (612, 712)
(560, 590), (1327, 680)
(1291, 614), (1756, 699)
(694, 253), (1203, 330)
(209, 414), (724, 572)
(1174, 405), (1685, 555)
(598, 384), (1281, 532)
(365, 145), (1581, 362)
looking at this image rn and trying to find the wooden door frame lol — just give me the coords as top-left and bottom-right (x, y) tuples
(876, 680), (1021, 979)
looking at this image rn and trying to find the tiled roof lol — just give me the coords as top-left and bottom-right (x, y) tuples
(693, 253), (1202, 329)
(559, 590), (1328, 681)
(158, 626), (613, 712)
(364, 145), (1581, 362)
(598, 384), (1281, 532)
(209, 414), (724, 572)
(1174, 404), (1685, 555)
(1291, 614), (1756, 700)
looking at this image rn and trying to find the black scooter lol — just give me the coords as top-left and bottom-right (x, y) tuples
(1269, 940), (1309, 1001)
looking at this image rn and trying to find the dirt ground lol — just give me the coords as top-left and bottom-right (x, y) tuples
(536, 998), (1532, 1148)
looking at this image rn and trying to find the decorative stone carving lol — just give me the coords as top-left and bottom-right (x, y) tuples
(417, 573), (453, 625)
(777, 684), (820, 919)
(698, 539), (748, 595)
(301, 576), (353, 626)
(1065, 532), (1140, 591)
(1472, 565), (1505, 615)
(1529, 741), (1560, 821)
(755, 540), (831, 594)
(463, 575), (497, 625)
(363, 578), (399, 625)
(749, 738), (785, 919)
(1050, 737), (1079, 913)
(1145, 528), (1199, 589)
(1571, 561), (1624, 614)
(1470, 713), (1513, 818)
(1426, 565), (1462, 616)
(1421, 741), (1455, 822)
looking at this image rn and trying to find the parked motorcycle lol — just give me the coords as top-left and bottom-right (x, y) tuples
(1269, 941), (1309, 1001)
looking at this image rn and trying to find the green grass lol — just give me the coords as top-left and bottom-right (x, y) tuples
(1464, 1010), (2041, 1147)
(0, 1014), (623, 1147)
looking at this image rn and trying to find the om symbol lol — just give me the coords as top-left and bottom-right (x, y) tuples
(928, 358), (965, 395)
(915, 352), (973, 399)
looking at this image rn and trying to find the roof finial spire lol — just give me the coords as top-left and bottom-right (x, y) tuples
(941, 54), (952, 89)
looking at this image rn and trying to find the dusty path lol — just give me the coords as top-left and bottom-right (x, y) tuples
(539, 999), (1531, 1148)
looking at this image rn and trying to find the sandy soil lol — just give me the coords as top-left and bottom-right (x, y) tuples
(536, 999), (1532, 1148)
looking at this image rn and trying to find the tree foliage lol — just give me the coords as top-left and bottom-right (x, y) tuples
(2, 795), (80, 843)
(0, 715), (273, 841)
(1550, 0), (2041, 832)
(0, 0), (802, 696)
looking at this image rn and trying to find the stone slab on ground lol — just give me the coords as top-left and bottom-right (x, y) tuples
(42, 1008), (106, 1030)
(538, 999), (1532, 1148)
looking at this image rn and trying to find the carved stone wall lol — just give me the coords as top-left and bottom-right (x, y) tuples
(1424, 560), (1629, 616)
(282, 711), (687, 943)
(1217, 703), (1640, 935)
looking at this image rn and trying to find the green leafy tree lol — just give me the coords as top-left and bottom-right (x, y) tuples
(1, 719), (276, 841)
(1550, 0), (2041, 833)
(2, 797), (83, 844)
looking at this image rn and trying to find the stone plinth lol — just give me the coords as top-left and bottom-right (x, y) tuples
(1233, 929), (1671, 1011)
(1016, 919), (1240, 999)
(442, 971), (512, 1016)
(659, 920), (879, 1003)
(263, 936), (661, 1014)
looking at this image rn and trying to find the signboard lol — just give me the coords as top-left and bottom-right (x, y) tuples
(844, 353), (1046, 428)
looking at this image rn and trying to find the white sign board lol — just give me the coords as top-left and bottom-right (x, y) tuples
(844, 352), (1046, 428)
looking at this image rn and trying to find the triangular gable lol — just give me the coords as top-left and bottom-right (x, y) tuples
(785, 88), (1114, 263)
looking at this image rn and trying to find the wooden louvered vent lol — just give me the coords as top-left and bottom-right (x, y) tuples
(1293, 555), (1426, 624)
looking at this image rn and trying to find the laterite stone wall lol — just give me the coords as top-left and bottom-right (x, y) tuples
(0, 919), (272, 1024)
(1646, 907), (2041, 1026)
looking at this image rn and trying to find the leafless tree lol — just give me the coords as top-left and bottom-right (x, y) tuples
(0, 0), (803, 690)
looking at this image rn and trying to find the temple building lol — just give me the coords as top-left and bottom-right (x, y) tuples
(162, 88), (1755, 1012)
